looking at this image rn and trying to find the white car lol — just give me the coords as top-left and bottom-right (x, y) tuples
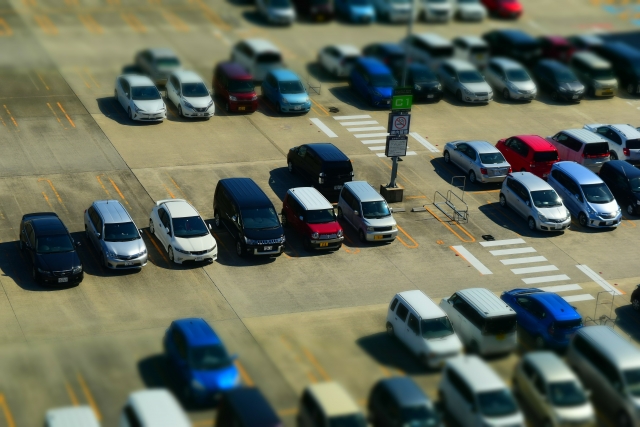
(256, 0), (296, 24)
(485, 57), (537, 101)
(149, 199), (217, 264)
(583, 123), (640, 162)
(373, 0), (413, 22)
(453, 35), (489, 69)
(455, 0), (486, 20)
(120, 389), (190, 427)
(114, 74), (166, 122)
(419, 0), (453, 21)
(46, 406), (100, 427)
(134, 48), (181, 86)
(318, 45), (361, 78)
(166, 70), (215, 119)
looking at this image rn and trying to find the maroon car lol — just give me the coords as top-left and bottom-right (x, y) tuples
(213, 62), (258, 113)
(292, 0), (334, 21)
(539, 36), (575, 63)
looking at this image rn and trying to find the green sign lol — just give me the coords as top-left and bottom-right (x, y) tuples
(392, 87), (413, 111)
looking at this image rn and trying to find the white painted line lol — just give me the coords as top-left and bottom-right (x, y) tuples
(339, 120), (378, 126)
(522, 275), (571, 285)
(334, 115), (371, 120)
(368, 146), (385, 151)
(563, 294), (595, 303)
(480, 238), (526, 247)
(347, 126), (386, 132)
(361, 139), (386, 144)
(501, 256), (548, 265)
(409, 132), (439, 153)
(377, 152), (416, 157)
(451, 246), (493, 275)
(354, 132), (389, 138)
(309, 118), (337, 138)
(576, 265), (622, 295)
(511, 265), (559, 275)
(537, 284), (583, 293)
(490, 247), (536, 256)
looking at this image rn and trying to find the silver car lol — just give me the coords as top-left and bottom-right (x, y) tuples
(438, 58), (493, 103)
(485, 57), (537, 101)
(134, 48), (181, 86)
(84, 200), (148, 269)
(500, 172), (572, 231)
(443, 140), (511, 184)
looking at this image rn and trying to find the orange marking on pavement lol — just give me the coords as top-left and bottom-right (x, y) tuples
(78, 14), (103, 34)
(310, 98), (329, 115)
(196, 0), (230, 30)
(396, 225), (418, 248)
(341, 234), (360, 254)
(0, 18), (13, 36)
(96, 175), (111, 197)
(424, 205), (475, 242)
(57, 102), (75, 127)
(306, 371), (318, 383)
(278, 408), (298, 416)
(163, 11), (189, 32)
(0, 110), (6, 127)
(77, 373), (102, 421)
(485, 200), (522, 236)
(166, 174), (189, 202)
(36, 72), (50, 90)
(47, 102), (66, 128)
(108, 177), (129, 206)
(3, 105), (17, 128)
(121, 12), (146, 33)
(379, 365), (392, 377)
(34, 15), (58, 35)
(163, 185), (176, 199)
(144, 230), (170, 264)
(234, 360), (254, 387)
(0, 394), (16, 427)
(404, 195), (427, 199)
(302, 348), (330, 381)
(38, 178), (66, 209)
(65, 382), (79, 406)
(41, 192), (54, 210)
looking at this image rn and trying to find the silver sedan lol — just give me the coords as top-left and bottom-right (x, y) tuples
(443, 140), (511, 184)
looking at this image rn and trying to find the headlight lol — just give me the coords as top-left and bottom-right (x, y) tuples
(507, 82), (517, 90)
(311, 232), (319, 239)
(191, 379), (205, 391)
(279, 236), (286, 243)
(207, 100), (214, 110)
(414, 84), (422, 90)
(637, 200), (640, 205)
(537, 213), (548, 222)
(208, 245), (216, 253)
(37, 267), (50, 275)
(366, 226), (375, 231)
(587, 205), (595, 215)
(183, 101), (194, 109)
(436, 83), (442, 90)
(174, 247), (190, 254)
(133, 104), (144, 113)
(463, 87), (473, 95)
(244, 237), (258, 245)
(280, 97), (289, 104)
(141, 248), (147, 255)
(304, 97), (310, 103)
(250, 95), (258, 101)
(160, 103), (166, 110)
(337, 229), (343, 237)
(229, 95), (237, 101)
(559, 87), (568, 92)
(565, 208), (571, 219)
(105, 251), (117, 258)
(72, 266), (82, 274)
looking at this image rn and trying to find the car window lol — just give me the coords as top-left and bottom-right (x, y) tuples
(298, 146), (307, 157)
(447, 369), (474, 405)
(390, 298), (398, 311)
(522, 360), (536, 379)
(124, 405), (142, 427)
(104, 222), (140, 242)
(464, 146), (477, 160)
(26, 223), (36, 247)
(534, 375), (546, 395)
(172, 329), (188, 359)
(421, 316), (454, 339)
(131, 86), (161, 101)
(516, 296), (545, 318)
(181, 82), (209, 97)
(513, 139), (530, 157)
(581, 183), (614, 204)
(241, 207), (280, 230)
(531, 190), (563, 207)
(396, 302), (409, 321)
(341, 187), (354, 207)
(288, 196), (303, 217)
(407, 313), (420, 335)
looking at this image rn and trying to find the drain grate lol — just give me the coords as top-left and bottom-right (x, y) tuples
(482, 235), (495, 241)
(328, 106), (339, 113)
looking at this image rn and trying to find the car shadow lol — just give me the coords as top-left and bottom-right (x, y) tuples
(305, 62), (345, 84)
(356, 332), (429, 375)
(0, 241), (69, 292)
(613, 304), (640, 342)
(328, 85), (391, 112)
(440, 91), (492, 107)
(491, 94), (534, 106)
(532, 91), (583, 106)
(268, 167), (305, 202)
(209, 229), (281, 267)
(138, 354), (170, 389)
(96, 97), (163, 126)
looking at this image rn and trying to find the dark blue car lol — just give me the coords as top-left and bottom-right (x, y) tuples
(164, 318), (241, 404)
(501, 288), (583, 350)
(349, 57), (397, 108)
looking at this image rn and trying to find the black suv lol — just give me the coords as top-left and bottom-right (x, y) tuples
(392, 63), (443, 102)
(533, 59), (585, 102)
(213, 178), (285, 258)
(593, 42), (640, 95)
(599, 160), (640, 216)
(482, 29), (541, 65)
(19, 212), (83, 286)
(286, 143), (354, 200)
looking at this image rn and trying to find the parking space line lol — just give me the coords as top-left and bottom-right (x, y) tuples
(3, 105), (17, 128)
(302, 348), (331, 381)
(38, 178), (67, 211)
(333, 115), (371, 120)
(500, 256), (547, 265)
(278, 408), (298, 417)
(489, 247), (535, 256)
(162, 11), (189, 32)
(196, 0), (231, 31)
(121, 13), (146, 33)
(0, 17), (13, 36)
(234, 360), (254, 387)
(522, 274), (571, 285)
(424, 206), (475, 243)
(84, 68), (100, 88)
(57, 102), (75, 128)
(409, 132), (439, 153)
(36, 72), (50, 90)
(396, 225), (418, 249)
(163, 185), (176, 199)
(95, 175), (111, 197)
(41, 192), (54, 209)
(339, 120), (377, 126)
(144, 230), (170, 264)
(46, 102), (66, 128)
(479, 238), (525, 247)
(166, 174), (190, 203)
(34, 15), (58, 35)
(347, 126), (386, 132)
(108, 177), (130, 206)
(78, 14), (103, 34)
(354, 132), (389, 138)
(77, 68), (91, 88)
(211, 232), (227, 251)
(77, 373), (102, 421)
(0, 394), (16, 427)
(404, 195), (426, 199)
(482, 202), (523, 236)
(309, 118), (337, 138)
(65, 382), (79, 406)
(450, 245), (492, 274)
(511, 265), (558, 275)
(310, 98), (329, 115)
(563, 294), (595, 302)
(340, 233), (360, 254)
(576, 264), (623, 295)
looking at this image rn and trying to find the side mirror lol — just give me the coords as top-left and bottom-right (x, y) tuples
(139, 229), (143, 235)
(165, 227), (171, 234)
(231, 215), (237, 223)
(208, 223), (212, 230)
(389, 207), (394, 213)
(96, 233), (101, 239)
(526, 201), (531, 207)
(75, 241), (81, 247)
(299, 216), (304, 221)
(353, 210), (360, 217)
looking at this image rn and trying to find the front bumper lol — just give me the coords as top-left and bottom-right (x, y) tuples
(230, 100), (258, 113)
(350, 13), (374, 23)
(106, 253), (148, 269)
(173, 248), (218, 264)
(309, 236), (344, 250)
(39, 271), (84, 286)
(280, 102), (311, 113)
(423, 10), (451, 21)
(267, 14), (294, 25)
(462, 92), (493, 103)
(558, 91), (583, 102)
(537, 217), (571, 232)
(133, 111), (166, 121)
(365, 229), (398, 242)
(585, 213), (622, 228)
(246, 244), (284, 256)
(458, 10), (484, 20)
(414, 90), (443, 101)
(426, 351), (461, 369)
(509, 89), (537, 100)
(182, 107), (215, 118)
(388, 11), (412, 22)
(594, 87), (616, 97)
(310, 10), (333, 21)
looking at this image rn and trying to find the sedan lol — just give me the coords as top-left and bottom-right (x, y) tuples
(443, 140), (511, 184)
(455, 0), (486, 21)
(262, 69), (311, 113)
(534, 59), (585, 102)
(485, 57), (537, 101)
(114, 74), (166, 122)
(149, 199), (217, 264)
(317, 44), (360, 78)
(438, 59), (493, 103)
(257, 0), (296, 24)
(166, 70), (215, 119)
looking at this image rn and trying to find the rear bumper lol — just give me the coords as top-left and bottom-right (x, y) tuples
(594, 87), (616, 97)
(479, 174), (508, 183)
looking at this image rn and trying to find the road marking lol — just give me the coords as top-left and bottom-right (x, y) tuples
(3, 105), (17, 128)
(234, 360), (254, 387)
(166, 174), (190, 203)
(84, 68), (100, 87)
(377, 152), (416, 157)
(409, 132), (439, 153)
(511, 265), (559, 275)
(36, 72), (50, 90)
(108, 177), (129, 206)
(41, 192), (54, 209)
(479, 238), (526, 247)
(0, 394), (16, 427)
(78, 14), (103, 34)
(361, 139), (386, 144)
(278, 407), (298, 417)
(96, 175), (111, 197)
(397, 225), (419, 249)
(500, 256), (547, 265)
(347, 126), (385, 132)
(310, 98), (329, 115)
(424, 206), (475, 242)
(339, 120), (378, 126)
(196, 0), (231, 30)
(451, 245), (492, 274)
(163, 185), (176, 199)
(0, 17), (13, 36)
(309, 118), (337, 138)
(490, 247), (536, 256)
(47, 102), (66, 128)
(57, 102), (75, 127)
(333, 115), (371, 120)
(522, 274), (571, 285)
(563, 294), (595, 302)
(354, 132), (389, 138)
(369, 146), (385, 151)
(163, 11), (189, 32)
(144, 230), (170, 264)
(34, 14), (58, 35)
(38, 178), (67, 211)
(77, 373), (102, 421)
(538, 284), (582, 293)
(65, 382), (79, 405)
(77, 68), (91, 88)
(576, 264), (622, 295)
(303, 348), (331, 381)
(121, 12), (146, 33)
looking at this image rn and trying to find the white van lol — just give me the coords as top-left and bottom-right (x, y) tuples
(439, 356), (525, 427)
(386, 290), (463, 368)
(46, 406), (100, 427)
(298, 382), (367, 427)
(231, 39), (284, 82)
(439, 288), (517, 355)
(120, 389), (191, 427)
(401, 33), (454, 70)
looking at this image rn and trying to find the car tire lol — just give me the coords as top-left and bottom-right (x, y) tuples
(632, 296), (640, 311)
(303, 238), (312, 251)
(578, 212), (588, 227)
(277, 102), (283, 113)
(178, 105), (183, 117)
(618, 410), (633, 427)
(468, 170), (476, 184)
(610, 151), (618, 160)
(236, 240), (245, 257)
(588, 86), (595, 97)
(114, 89), (117, 99)
(535, 335), (545, 349)
(214, 211), (222, 228)
(168, 246), (175, 263)
(499, 194), (508, 208)
(281, 212), (288, 227)
(287, 161), (294, 174)
(627, 83), (635, 95)
(128, 107), (133, 120)
(225, 101), (230, 112)
(149, 219), (155, 234)
(32, 267), (40, 284)
(551, 91), (559, 101)
(337, 207), (343, 219)
(469, 340), (480, 354)
(443, 150), (450, 163)
(386, 322), (394, 337)
(628, 204), (636, 216)
(456, 90), (463, 102)
(528, 217), (536, 231)
(19, 239), (23, 250)
(503, 88), (510, 100)
(358, 229), (366, 243)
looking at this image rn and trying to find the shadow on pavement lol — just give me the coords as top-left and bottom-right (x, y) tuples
(356, 332), (426, 375)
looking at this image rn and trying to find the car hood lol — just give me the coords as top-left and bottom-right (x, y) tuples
(350, 5), (375, 14)
(281, 92), (309, 103)
(559, 81), (584, 92)
(192, 364), (240, 392)
(183, 96), (213, 108)
(371, 86), (394, 97)
(37, 251), (80, 271)
(426, 3), (452, 11)
(362, 215), (396, 227)
(462, 81), (492, 93)
(553, 403), (594, 423)
(389, 3), (411, 10)
(590, 200), (620, 216)
(425, 333), (463, 354)
(104, 238), (146, 257)
(595, 78), (618, 87)
(268, 6), (295, 16)
(243, 226), (284, 241)
(132, 99), (164, 112)
(458, 3), (485, 12)
(537, 205), (569, 220)
(481, 412), (524, 427)
(510, 80), (536, 91)
(307, 221), (342, 234)
(173, 234), (216, 252)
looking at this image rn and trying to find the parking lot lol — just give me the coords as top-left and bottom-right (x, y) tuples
(1, 0), (640, 425)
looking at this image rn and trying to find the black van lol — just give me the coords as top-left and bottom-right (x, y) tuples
(213, 178), (285, 257)
(593, 42), (640, 95)
(216, 388), (281, 427)
(599, 160), (640, 216)
(286, 143), (354, 200)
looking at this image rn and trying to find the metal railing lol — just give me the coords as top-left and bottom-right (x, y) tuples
(432, 176), (468, 224)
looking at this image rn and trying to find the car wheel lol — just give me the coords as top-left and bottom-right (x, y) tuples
(551, 91), (559, 101)
(358, 229), (366, 243)
(214, 211), (221, 228)
(627, 83), (635, 95)
(178, 105), (183, 117)
(85, 225), (89, 239)
(128, 107), (133, 120)
(114, 89), (117, 99)
(578, 212), (588, 227)
(287, 161), (294, 174)
(236, 240), (245, 257)
(281, 212), (288, 227)
(386, 322), (394, 337)
(337, 207), (343, 219)
(443, 150), (450, 163)
(628, 204), (636, 216)
(502, 88), (510, 100)
(618, 411), (633, 427)
(535, 335), (545, 349)
(100, 252), (108, 268)
(588, 86), (595, 97)
(468, 170), (476, 183)
(32, 266), (40, 284)
(610, 151), (618, 160)
(225, 101), (230, 112)
(149, 219), (155, 234)
(528, 217), (536, 231)
(456, 90), (463, 102)
(277, 102), (283, 113)
(168, 246), (175, 263)
(632, 296), (640, 311)
(19, 239), (23, 250)
(303, 238), (312, 251)
(499, 194), (508, 208)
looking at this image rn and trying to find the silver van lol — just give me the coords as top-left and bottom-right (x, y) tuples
(546, 129), (610, 173)
(500, 171), (572, 231)
(337, 181), (397, 243)
(566, 326), (640, 427)
(548, 162), (621, 228)
(84, 200), (148, 269)
(571, 51), (617, 97)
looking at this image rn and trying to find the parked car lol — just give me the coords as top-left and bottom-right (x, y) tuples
(120, 389), (190, 427)
(501, 289), (582, 347)
(298, 383), (367, 427)
(134, 48), (181, 85)
(292, 0), (334, 21)
(567, 34), (603, 51)
(84, 200), (147, 269)
(368, 377), (442, 427)
(593, 42), (640, 95)
(513, 352), (595, 427)
(481, 0), (522, 18)
(443, 140), (510, 184)
(45, 406), (100, 427)
(335, 0), (376, 23)
(114, 74), (166, 122)
(482, 29), (540, 65)
(337, 181), (398, 243)
(455, 0), (487, 21)
(286, 143), (354, 198)
(453, 36), (489, 70)
(349, 57), (397, 108)
(372, 0), (413, 22)
(402, 33), (454, 70)
(256, 0), (296, 25)
(216, 388), (281, 427)
(438, 59), (493, 103)
(282, 187), (344, 251)
(262, 69), (311, 114)
(392, 63), (443, 102)
(598, 160), (640, 215)
(166, 70), (215, 118)
(362, 43), (406, 70)
(571, 51), (617, 97)
(583, 124), (640, 162)
(496, 135), (559, 179)
(386, 290), (463, 368)
(548, 162), (622, 228)
(213, 62), (258, 113)
(231, 39), (284, 82)
(419, 0), (454, 21)
(546, 129), (609, 173)
(539, 36), (575, 63)
(317, 44), (360, 78)
(534, 59), (585, 102)
(149, 199), (217, 264)
(632, 285), (640, 311)
(19, 212), (83, 286)
(484, 57), (537, 101)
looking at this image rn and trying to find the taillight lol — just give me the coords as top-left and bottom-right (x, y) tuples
(319, 172), (325, 184)
(624, 148), (630, 157)
(508, 167), (512, 173)
(480, 168), (488, 175)
(583, 152), (608, 159)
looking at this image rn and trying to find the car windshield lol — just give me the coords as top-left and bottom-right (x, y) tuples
(506, 69), (530, 82)
(181, 82), (209, 97)
(361, 201), (391, 219)
(479, 152), (506, 164)
(370, 73), (397, 87)
(189, 345), (233, 370)
(131, 86), (161, 100)
(630, 177), (640, 192)
(581, 183), (614, 204)
(548, 381), (588, 407)
(36, 234), (74, 254)
(328, 414), (367, 427)
(256, 53), (282, 65)
(155, 57), (180, 68)
(411, 68), (437, 82)
(623, 368), (640, 397)
(267, 0), (291, 7)
(483, 315), (517, 335)
(591, 68), (615, 80)
(349, 0), (371, 5)
(421, 317), (455, 339)
(172, 216), (209, 238)
(458, 70), (485, 83)
(400, 406), (440, 427)
(241, 207), (281, 230)
(279, 80), (305, 94)
(228, 79), (255, 93)
(306, 209), (336, 224)
(431, 47), (454, 58)
(627, 139), (640, 149)
(531, 190), (563, 208)
(554, 69), (578, 83)
(533, 151), (559, 162)
(477, 389), (519, 417)
(104, 222), (140, 242)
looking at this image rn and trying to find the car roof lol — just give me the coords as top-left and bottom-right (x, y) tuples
(307, 382), (360, 416)
(379, 377), (430, 407)
(217, 61), (252, 79)
(527, 291), (581, 321)
(538, 59), (571, 73)
(160, 199), (199, 218)
(356, 57), (391, 74)
(515, 135), (557, 151)
(147, 48), (178, 59)
(493, 29), (537, 44)
(306, 143), (350, 161)
(523, 351), (577, 382)
(602, 160), (640, 178)
(446, 356), (506, 391)
(454, 35), (487, 47)
(332, 44), (361, 56)
(456, 288), (515, 317)
(414, 33), (451, 47)
(464, 140), (500, 154)
(92, 200), (132, 224)
(243, 38), (281, 53)
(222, 388), (280, 426)
(271, 69), (300, 81)
(45, 406), (100, 427)
(344, 181), (384, 203)
(30, 215), (67, 235)
(562, 128), (607, 143)
(171, 70), (204, 84)
(490, 57), (525, 70)
(600, 42), (640, 59)
(128, 389), (191, 427)
(443, 58), (477, 71)
(509, 172), (554, 192)
(397, 290), (446, 320)
(552, 161), (603, 185)
(373, 43), (405, 54)
(219, 178), (272, 209)
(572, 51), (610, 68)
(542, 35), (570, 45)
(610, 124), (640, 139)
(577, 326), (640, 369)
(288, 187), (333, 211)
(173, 318), (221, 347)
(122, 74), (156, 87)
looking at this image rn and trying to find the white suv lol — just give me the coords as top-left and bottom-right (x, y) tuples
(583, 123), (640, 163)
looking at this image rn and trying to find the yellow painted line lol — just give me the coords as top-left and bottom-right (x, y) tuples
(163, 11), (189, 32)
(78, 14), (103, 34)
(77, 373), (102, 421)
(106, 0), (120, 4)
(306, 371), (318, 383)
(42, 192), (54, 209)
(57, 102), (75, 128)
(404, 195), (426, 199)
(65, 382), (79, 406)
(234, 360), (254, 387)
(0, 17), (13, 36)
(211, 232), (227, 251)
(379, 365), (392, 377)
(85, 67), (100, 87)
(424, 205), (475, 243)
(310, 106), (320, 115)
(396, 225), (418, 248)
(121, 12), (146, 33)
(148, 0), (161, 4)
(302, 348), (331, 381)
(22, 0), (36, 5)
(310, 98), (329, 116)
(46, 102), (66, 128)
(0, 394), (16, 427)
(38, 178), (66, 208)
(34, 14), (58, 35)
(108, 177), (130, 206)
(196, 0), (230, 30)
(77, 68), (91, 88)
(144, 229), (170, 264)
(163, 185), (176, 199)
(166, 174), (190, 202)
(96, 175), (111, 197)
(0, 110), (6, 127)
(65, 0), (79, 5)
(36, 72), (50, 90)
(3, 105), (17, 128)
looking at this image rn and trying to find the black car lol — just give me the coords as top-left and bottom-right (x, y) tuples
(19, 212), (83, 286)
(363, 43), (406, 71)
(368, 377), (442, 427)
(216, 388), (281, 427)
(632, 285), (640, 311)
(286, 143), (354, 199)
(482, 29), (541, 65)
(533, 59), (585, 102)
(392, 63), (443, 102)
(599, 160), (640, 216)
(592, 42), (640, 95)
(213, 178), (285, 258)
(292, 0), (334, 21)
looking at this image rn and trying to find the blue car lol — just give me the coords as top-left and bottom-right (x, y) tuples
(262, 69), (311, 114)
(335, 0), (375, 23)
(164, 318), (241, 404)
(500, 288), (583, 350)
(350, 57), (397, 108)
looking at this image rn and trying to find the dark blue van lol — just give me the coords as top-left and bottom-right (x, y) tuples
(593, 42), (640, 95)
(368, 377), (442, 427)
(216, 388), (281, 427)
(349, 57), (397, 108)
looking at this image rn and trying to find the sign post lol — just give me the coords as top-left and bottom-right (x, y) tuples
(381, 89), (412, 203)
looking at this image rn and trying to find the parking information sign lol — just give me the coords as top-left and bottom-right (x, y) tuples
(392, 87), (413, 111)
(388, 112), (411, 136)
(385, 136), (408, 157)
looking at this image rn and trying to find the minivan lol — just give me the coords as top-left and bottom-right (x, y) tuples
(298, 382), (367, 427)
(496, 135), (559, 179)
(386, 290), (463, 368)
(439, 356), (525, 427)
(439, 288), (517, 355)
(453, 35), (489, 70)
(546, 129), (610, 173)
(593, 42), (640, 95)
(46, 406), (100, 427)
(482, 29), (541, 65)
(567, 326), (640, 427)
(120, 389), (190, 427)
(534, 59), (585, 102)
(337, 181), (397, 243)
(213, 62), (258, 113)
(583, 123), (640, 163)
(216, 388), (281, 427)
(213, 178), (285, 257)
(598, 160), (640, 216)
(368, 377), (442, 427)
(349, 57), (397, 108)
(231, 39), (284, 82)
(84, 200), (147, 269)
(548, 161), (622, 228)
(570, 51), (617, 97)
(401, 33), (454, 70)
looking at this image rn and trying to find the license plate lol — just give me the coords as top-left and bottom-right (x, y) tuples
(572, 95), (579, 99)
(427, 94), (434, 98)
(603, 90), (612, 95)
(195, 257), (203, 261)
(606, 221), (612, 225)
(124, 261), (133, 266)
(294, 106), (301, 110)
(238, 106), (245, 111)
(496, 333), (505, 341)
(334, 185), (342, 190)
(263, 246), (272, 251)
(374, 235), (383, 240)
(386, 100), (390, 104)
(58, 277), (68, 283)
(555, 224), (563, 230)
(319, 242), (328, 247)
(198, 113), (203, 116)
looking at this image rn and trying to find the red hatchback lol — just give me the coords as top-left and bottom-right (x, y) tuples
(482, 0), (522, 18)
(496, 135), (559, 179)
(539, 36), (575, 63)
(213, 62), (258, 113)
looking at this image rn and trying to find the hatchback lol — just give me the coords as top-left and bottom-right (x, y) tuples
(546, 129), (609, 173)
(256, 0), (296, 24)
(482, 29), (539, 65)
(496, 135), (559, 179)
(317, 44), (360, 78)
(583, 123), (640, 163)
(484, 57), (536, 101)
(392, 63), (443, 102)
(216, 388), (281, 427)
(299, 382), (367, 427)
(337, 181), (397, 242)
(368, 377), (442, 427)
(534, 59), (585, 102)
(438, 59), (493, 103)
(401, 33), (454, 70)
(481, 0), (522, 18)
(373, 0), (413, 22)
(262, 69), (311, 113)
(567, 34), (603, 51)
(166, 70), (215, 118)
(539, 36), (575, 63)
(419, 0), (453, 21)
(350, 58), (397, 108)
(213, 62), (258, 113)
(114, 74), (166, 122)
(335, 0), (376, 23)
(286, 143), (354, 198)
(134, 48), (181, 86)
(598, 160), (640, 215)
(571, 51), (617, 98)
(443, 140), (511, 184)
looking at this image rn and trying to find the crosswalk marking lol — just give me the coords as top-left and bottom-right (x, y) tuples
(309, 118), (337, 138)
(522, 274), (571, 285)
(369, 146), (385, 151)
(361, 139), (386, 144)
(354, 132), (389, 138)
(333, 115), (371, 120)
(328, 116), (416, 157)
(480, 238), (526, 247)
(339, 120), (377, 126)
(377, 152), (416, 157)
(500, 256), (548, 265)
(409, 132), (439, 153)
(347, 126), (385, 132)
(563, 294), (596, 302)
(537, 284), (582, 292)
(576, 264), (622, 295)
(511, 265), (559, 275)
(451, 245), (493, 275)
(490, 247), (536, 256)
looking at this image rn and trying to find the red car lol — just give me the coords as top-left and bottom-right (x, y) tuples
(539, 36), (575, 63)
(213, 62), (258, 113)
(282, 187), (344, 251)
(496, 135), (559, 179)
(482, 0), (522, 18)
